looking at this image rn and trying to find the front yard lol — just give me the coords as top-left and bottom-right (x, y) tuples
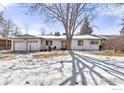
(0, 51), (124, 85)
(91, 52), (124, 56)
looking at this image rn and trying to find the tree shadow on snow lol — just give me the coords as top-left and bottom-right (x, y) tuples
(59, 51), (124, 86)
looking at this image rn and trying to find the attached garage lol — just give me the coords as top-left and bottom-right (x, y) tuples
(11, 34), (43, 52)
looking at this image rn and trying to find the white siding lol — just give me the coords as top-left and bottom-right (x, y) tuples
(43, 39), (101, 50)
(71, 40), (84, 50)
(40, 40), (46, 50)
(88, 40), (101, 50)
(52, 40), (61, 49)
(71, 39), (101, 50)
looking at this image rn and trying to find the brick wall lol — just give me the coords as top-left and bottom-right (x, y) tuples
(0, 39), (11, 50)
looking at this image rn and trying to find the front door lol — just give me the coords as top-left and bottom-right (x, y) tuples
(61, 41), (67, 50)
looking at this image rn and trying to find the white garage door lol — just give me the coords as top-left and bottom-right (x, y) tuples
(13, 41), (26, 51)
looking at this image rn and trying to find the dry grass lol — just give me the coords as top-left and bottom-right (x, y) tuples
(32, 52), (68, 59)
(0, 55), (15, 61)
(0, 55), (9, 59)
(91, 52), (124, 56)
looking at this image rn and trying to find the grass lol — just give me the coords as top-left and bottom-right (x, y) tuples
(91, 52), (124, 56)
(0, 55), (15, 61)
(0, 55), (9, 59)
(32, 52), (68, 59)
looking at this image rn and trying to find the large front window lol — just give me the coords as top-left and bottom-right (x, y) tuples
(46, 40), (52, 46)
(90, 40), (99, 44)
(78, 40), (83, 46)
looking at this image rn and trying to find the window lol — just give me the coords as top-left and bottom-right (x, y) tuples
(46, 41), (49, 45)
(15, 41), (24, 43)
(32, 41), (38, 43)
(90, 40), (99, 44)
(78, 40), (83, 46)
(50, 41), (52, 45)
(46, 41), (52, 46)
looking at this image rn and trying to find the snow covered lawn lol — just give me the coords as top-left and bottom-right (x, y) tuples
(0, 51), (124, 85)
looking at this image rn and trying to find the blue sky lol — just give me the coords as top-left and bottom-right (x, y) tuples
(0, 3), (124, 35)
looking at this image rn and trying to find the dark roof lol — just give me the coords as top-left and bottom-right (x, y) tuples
(102, 35), (119, 38)
(95, 35), (119, 39)
(109, 35), (124, 40)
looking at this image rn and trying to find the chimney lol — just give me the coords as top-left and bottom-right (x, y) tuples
(55, 32), (60, 36)
(63, 33), (66, 35)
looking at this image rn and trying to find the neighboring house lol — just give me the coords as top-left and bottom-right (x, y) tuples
(10, 34), (102, 52)
(101, 35), (124, 52)
(120, 27), (124, 35)
(0, 38), (11, 50)
(96, 30), (123, 50)
(95, 35), (119, 50)
(96, 35), (119, 39)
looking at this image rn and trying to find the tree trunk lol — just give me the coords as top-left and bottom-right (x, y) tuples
(66, 37), (72, 50)
(6, 38), (8, 50)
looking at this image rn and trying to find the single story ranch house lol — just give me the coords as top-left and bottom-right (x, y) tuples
(10, 34), (102, 51)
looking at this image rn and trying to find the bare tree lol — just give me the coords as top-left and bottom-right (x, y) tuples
(0, 12), (5, 35)
(0, 12), (22, 50)
(28, 3), (96, 49)
(0, 13), (21, 37)
(13, 26), (22, 37)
